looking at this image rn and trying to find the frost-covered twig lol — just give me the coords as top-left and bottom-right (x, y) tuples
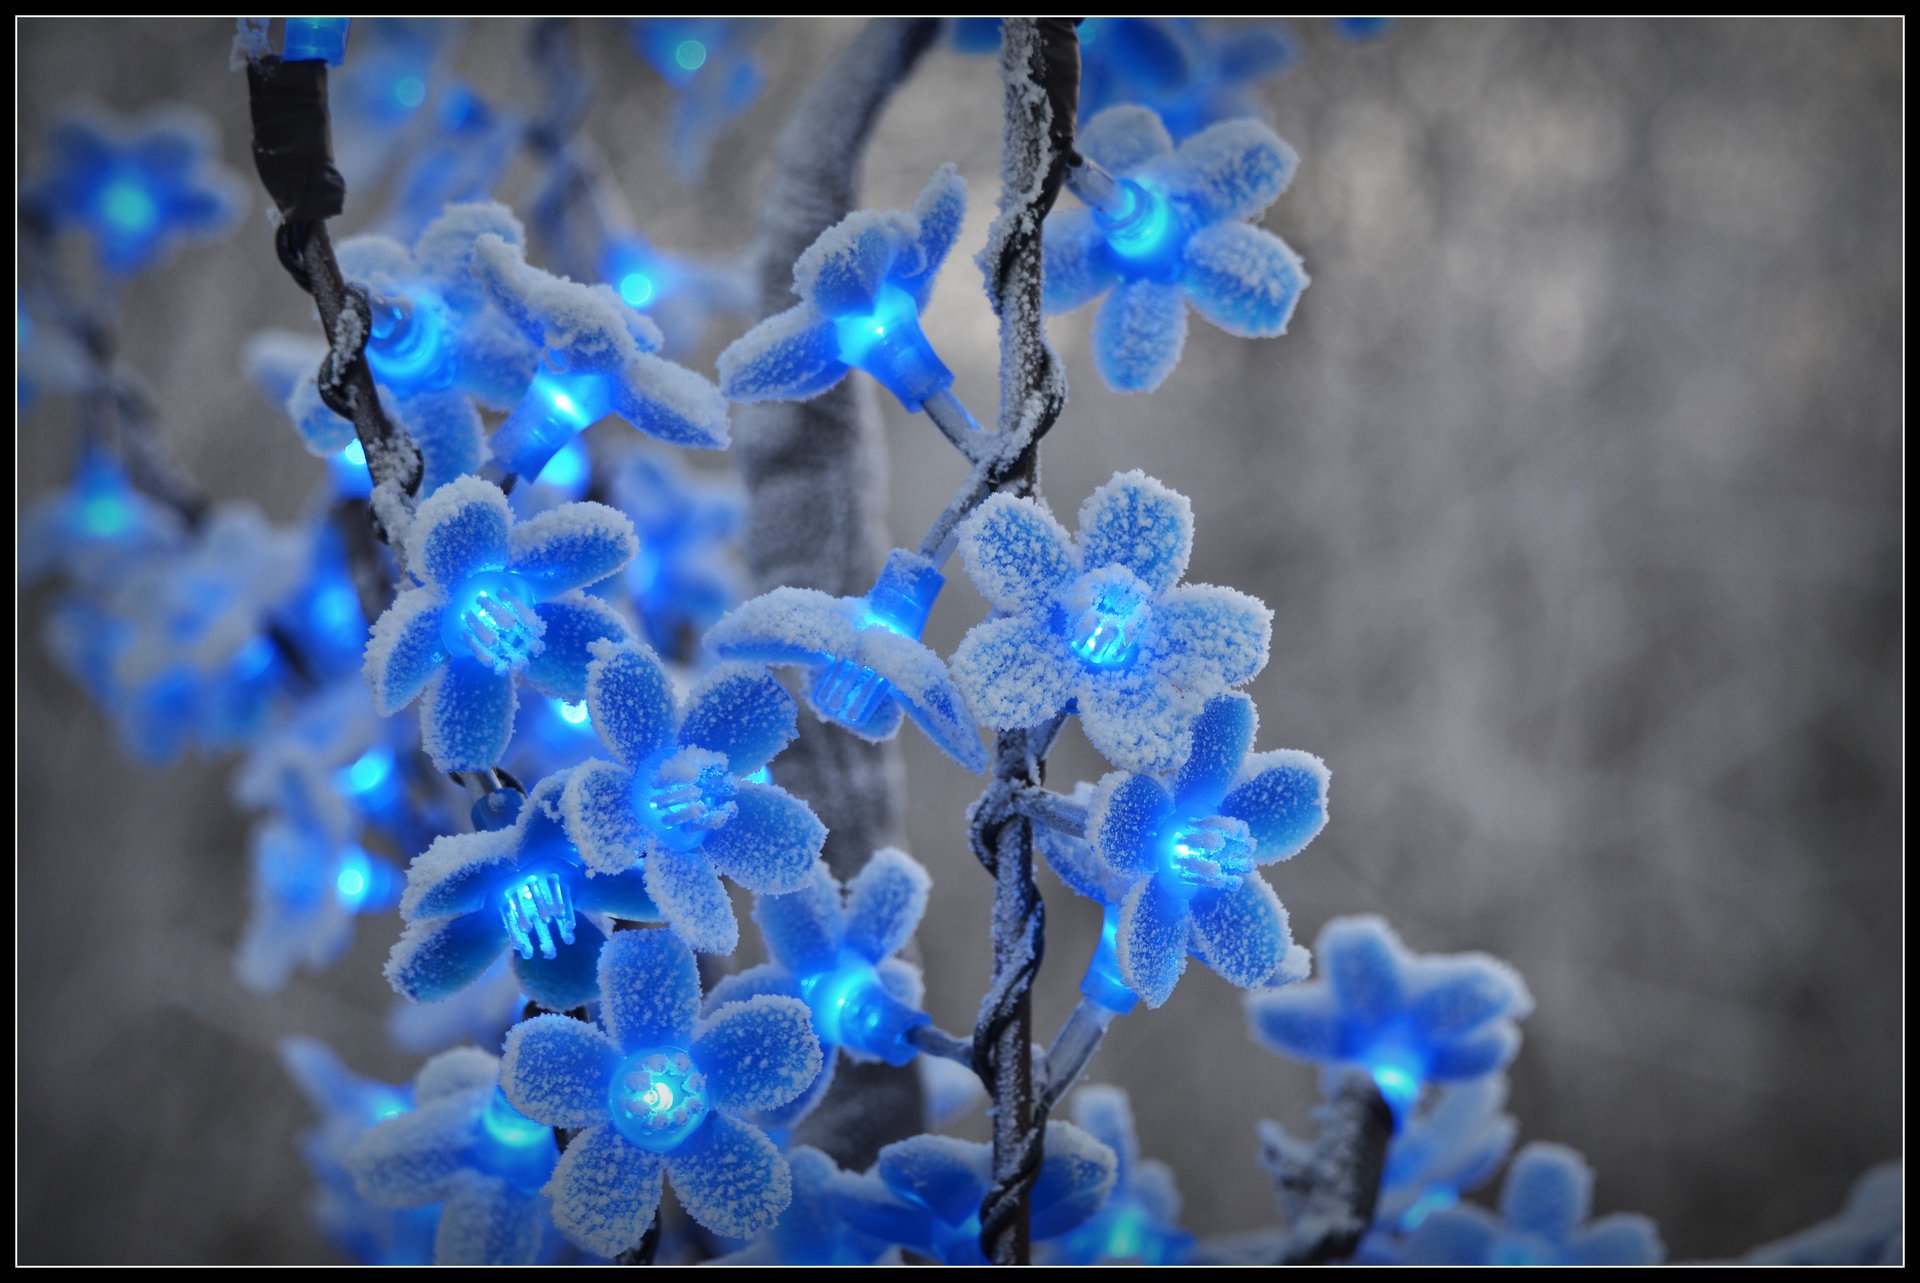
(243, 50), (421, 552)
(967, 18), (1081, 1266)
(1259, 1069), (1395, 1265)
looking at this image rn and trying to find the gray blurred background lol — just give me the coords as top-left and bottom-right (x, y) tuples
(18, 16), (1902, 1265)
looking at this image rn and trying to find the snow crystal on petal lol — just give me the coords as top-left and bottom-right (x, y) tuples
(668, 1113), (793, 1239)
(716, 303), (846, 403)
(678, 662), (799, 775)
(1188, 872), (1290, 990)
(387, 910), (509, 1002)
(701, 783), (826, 894)
(751, 865), (843, 976)
(645, 845), (740, 954)
(793, 210), (912, 316)
(544, 1123), (665, 1258)
(584, 637), (678, 767)
(1078, 105), (1176, 175)
(842, 847), (931, 964)
(1163, 117), (1298, 224)
(1041, 209), (1117, 314)
(1182, 221), (1307, 338)
(422, 659), (517, 772)
(508, 501), (638, 594)
(525, 593), (630, 703)
(1153, 582), (1272, 688)
(365, 585), (448, 715)
(1093, 278), (1188, 394)
(500, 1015), (622, 1129)
(949, 615), (1076, 731)
(408, 475), (513, 591)
(1221, 749), (1329, 864)
(956, 491), (1079, 615)
(560, 758), (644, 874)
(1116, 877), (1190, 1008)
(1077, 470), (1194, 597)
(692, 993), (822, 1113)
(401, 826), (521, 920)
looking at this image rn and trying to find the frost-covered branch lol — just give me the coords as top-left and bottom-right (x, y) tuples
(1259, 1070), (1395, 1265)
(244, 50), (422, 551)
(967, 17), (1082, 1267)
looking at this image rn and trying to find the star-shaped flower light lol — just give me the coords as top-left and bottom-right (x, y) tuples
(1393, 1142), (1665, 1266)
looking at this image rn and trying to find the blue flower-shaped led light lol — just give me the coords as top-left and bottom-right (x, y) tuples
(387, 770), (658, 1011)
(1046, 106), (1305, 393)
(630, 18), (765, 184)
(1042, 1086), (1192, 1265)
(364, 476), (635, 772)
(82, 502), (308, 762)
(327, 18), (461, 186)
(609, 451), (746, 661)
(473, 233), (730, 481)
(239, 819), (403, 994)
(556, 639), (824, 953)
(706, 548), (987, 772)
(280, 1038), (436, 1266)
(1045, 693), (1326, 1008)
(1395, 1142), (1665, 1266)
(1247, 915), (1534, 1123)
(20, 446), (185, 590)
(1747, 1161), (1903, 1266)
(830, 1122), (1118, 1265)
(26, 103), (244, 276)
(950, 470), (1272, 774)
(711, 1146), (894, 1266)
(700, 850), (932, 1133)
(1077, 18), (1297, 141)
(716, 166), (967, 414)
(498, 928), (822, 1254)
(347, 1046), (561, 1266)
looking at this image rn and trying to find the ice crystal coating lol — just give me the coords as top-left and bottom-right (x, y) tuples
(717, 166), (967, 410)
(1040, 1085), (1193, 1265)
(555, 638), (823, 953)
(344, 1047), (559, 1265)
(1043, 692), (1325, 1007)
(497, 929), (820, 1254)
(951, 471), (1272, 773)
(1248, 915), (1534, 1120)
(829, 1121), (1118, 1265)
(472, 231), (729, 478)
(1046, 106), (1306, 392)
(707, 548), (987, 772)
(362, 476), (635, 771)
(386, 771), (656, 1010)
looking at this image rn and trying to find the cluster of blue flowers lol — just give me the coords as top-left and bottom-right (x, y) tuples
(28, 16), (1863, 1270)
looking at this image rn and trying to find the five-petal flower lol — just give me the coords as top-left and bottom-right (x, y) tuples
(26, 103), (245, 276)
(1393, 1142), (1665, 1266)
(498, 928), (822, 1254)
(386, 770), (658, 1010)
(1247, 915), (1534, 1121)
(951, 470), (1272, 774)
(1045, 105), (1305, 392)
(363, 476), (635, 772)
(1042, 1085), (1193, 1265)
(346, 1046), (561, 1266)
(1045, 692), (1327, 1007)
(557, 638), (825, 953)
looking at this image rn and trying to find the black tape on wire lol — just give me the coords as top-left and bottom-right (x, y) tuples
(248, 56), (346, 291)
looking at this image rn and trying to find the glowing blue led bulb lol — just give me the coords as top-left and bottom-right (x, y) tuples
(609, 1047), (709, 1151)
(531, 435), (589, 497)
(490, 351), (615, 480)
(1080, 904), (1141, 1015)
(832, 284), (955, 411)
(364, 292), (455, 393)
(554, 698), (590, 727)
(640, 748), (737, 852)
(1066, 576), (1150, 670)
(479, 1086), (559, 1191)
(330, 438), (371, 497)
(99, 176), (159, 237)
(284, 17), (352, 67)
(602, 236), (668, 310)
(498, 868), (577, 961)
(1166, 814), (1255, 891)
(811, 551), (946, 735)
(440, 568), (545, 674)
(797, 953), (929, 1066)
(1094, 180), (1185, 281)
(1366, 1043), (1427, 1121)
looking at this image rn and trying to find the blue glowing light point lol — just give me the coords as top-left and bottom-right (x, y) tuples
(99, 177), (160, 237)
(641, 747), (738, 852)
(1398, 1187), (1459, 1233)
(1080, 904), (1141, 1015)
(610, 1047), (709, 1151)
(1368, 1044), (1428, 1121)
(811, 551), (945, 736)
(499, 868), (577, 961)
(394, 75), (427, 109)
(480, 1085), (561, 1192)
(831, 284), (954, 412)
(1167, 814), (1255, 891)
(440, 568), (546, 674)
(797, 953), (929, 1066)
(285, 17), (353, 67)
(1095, 179), (1184, 279)
(675, 39), (708, 72)
(555, 698), (590, 727)
(601, 237), (672, 311)
(491, 351), (615, 480)
(1064, 568), (1151, 670)
(532, 435), (589, 496)
(339, 746), (396, 798)
(364, 292), (455, 392)
(335, 844), (375, 907)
